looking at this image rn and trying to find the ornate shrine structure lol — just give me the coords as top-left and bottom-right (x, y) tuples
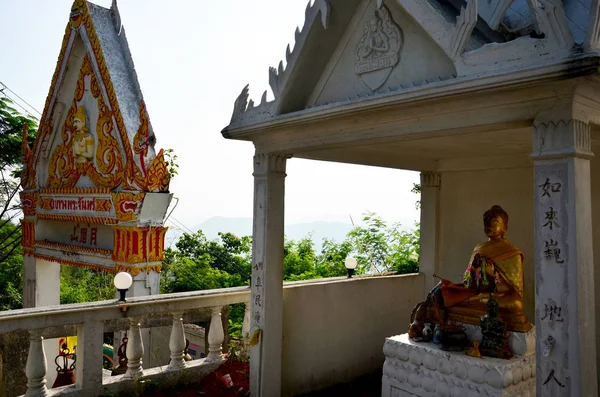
(20, 0), (172, 309)
(223, 0), (600, 396)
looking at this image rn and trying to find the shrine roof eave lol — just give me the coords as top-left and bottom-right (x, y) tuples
(222, 54), (600, 144)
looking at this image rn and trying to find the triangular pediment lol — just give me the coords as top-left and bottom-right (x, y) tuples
(23, 0), (170, 194)
(226, 0), (592, 133)
(308, 0), (457, 107)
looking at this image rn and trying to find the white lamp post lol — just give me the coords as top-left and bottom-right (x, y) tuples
(345, 256), (358, 278)
(114, 272), (133, 302)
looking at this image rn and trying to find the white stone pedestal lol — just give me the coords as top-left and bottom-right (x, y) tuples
(382, 334), (535, 397)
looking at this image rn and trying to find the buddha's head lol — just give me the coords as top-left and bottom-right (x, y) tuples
(369, 14), (382, 33)
(73, 105), (88, 133)
(483, 205), (508, 240)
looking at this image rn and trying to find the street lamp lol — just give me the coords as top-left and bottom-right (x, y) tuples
(345, 257), (357, 278)
(114, 272), (133, 302)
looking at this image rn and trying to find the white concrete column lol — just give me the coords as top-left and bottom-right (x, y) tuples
(250, 152), (289, 397)
(35, 258), (60, 307)
(125, 271), (161, 367)
(419, 172), (441, 294)
(31, 258), (60, 389)
(23, 255), (36, 308)
(75, 319), (103, 393)
(531, 118), (597, 396)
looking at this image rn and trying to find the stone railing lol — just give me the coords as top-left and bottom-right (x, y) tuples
(0, 286), (251, 397)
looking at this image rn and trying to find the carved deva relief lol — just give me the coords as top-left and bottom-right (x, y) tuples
(355, 4), (404, 91)
(48, 54), (125, 189)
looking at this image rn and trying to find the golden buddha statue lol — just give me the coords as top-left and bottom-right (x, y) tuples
(409, 205), (532, 339)
(72, 105), (94, 163)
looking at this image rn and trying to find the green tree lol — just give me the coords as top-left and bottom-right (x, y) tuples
(347, 212), (420, 274)
(0, 97), (38, 311)
(283, 236), (318, 281)
(60, 266), (115, 304)
(0, 222), (24, 310)
(160, 231), (251, 294)
(315, 238), (354, 278)
(0, 97), (37, 170)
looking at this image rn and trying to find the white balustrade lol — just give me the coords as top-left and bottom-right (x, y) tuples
(25, 329), (48, 397)
(167, 311), (186, 370)
(206, 306), (224, 361)
(123, 318), (144, 380)
(0, 285), (251, 396)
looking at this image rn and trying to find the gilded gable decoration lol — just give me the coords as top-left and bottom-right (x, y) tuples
(21, 0), (172, 274)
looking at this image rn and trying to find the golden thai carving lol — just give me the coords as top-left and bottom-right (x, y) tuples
(112, 192), (145, 222)
(72, 105), (94, 164)
(37, 213), (118, 225)
(39, 187), (110, 195)
(69, 0), (85, 29)
(115, 264), (162, 277)
(20, 192), (38, 216)
(34, 1), (173, 193)
(21, 123), (36, 190)
(34, 252), (115, 273)
(146, 149), (170, 192)
(21, 219), (35, 252)
(94, 198), (112, 212)
(48, 54), (126, 190)
(409, 205), (532, 337)
(36, 240), (111, 257)
(112, 226), (166, 264)
(40, 197), (53, 211)
(133, 101), (150, 174)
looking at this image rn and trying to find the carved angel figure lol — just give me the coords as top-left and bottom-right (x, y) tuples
(72, 105), (95, 163)
(356, 6), (402, 62)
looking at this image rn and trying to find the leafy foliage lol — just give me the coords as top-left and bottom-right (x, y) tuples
(164, 148), (179, 180)
(159, 212), (420, 338)
(0, 222), (24, 310)
(60, 266), (115, 304)
(0, 97), (38, 311)
(0, 97), (37, 171)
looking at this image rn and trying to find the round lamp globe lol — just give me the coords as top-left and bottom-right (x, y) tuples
(345, 257), (358, 270)
(114, 272), (133, 290)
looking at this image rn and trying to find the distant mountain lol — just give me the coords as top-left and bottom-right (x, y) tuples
(166, 217), (354, 249)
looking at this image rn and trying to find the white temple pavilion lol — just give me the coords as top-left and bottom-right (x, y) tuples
(222, 0), (600, 395)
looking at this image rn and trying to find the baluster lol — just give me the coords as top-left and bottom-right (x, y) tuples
(167, 311), (186, 370)
(206, 306), (224, 361)
(123, 319), (144, 380)
(25, 329), (48, 397)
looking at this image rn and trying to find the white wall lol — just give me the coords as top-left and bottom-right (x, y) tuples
(281, 274), (424, 396)
(35, 258), (61, 389)
(589, 140), (600, 385)
(437, 167), (535, 322)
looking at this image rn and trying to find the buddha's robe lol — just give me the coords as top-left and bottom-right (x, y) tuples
(440, 238), (532, 333)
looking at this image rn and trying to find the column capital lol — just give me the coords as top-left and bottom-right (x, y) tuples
(253, 153), (291, 176)
(420, 172), (441, 189)
(531, 119), (593, 160)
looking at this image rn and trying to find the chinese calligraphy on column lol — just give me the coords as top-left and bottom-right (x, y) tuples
(535, 163), (569, 395)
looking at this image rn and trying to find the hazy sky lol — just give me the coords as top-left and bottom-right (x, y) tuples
(0, 0), (420, 232)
